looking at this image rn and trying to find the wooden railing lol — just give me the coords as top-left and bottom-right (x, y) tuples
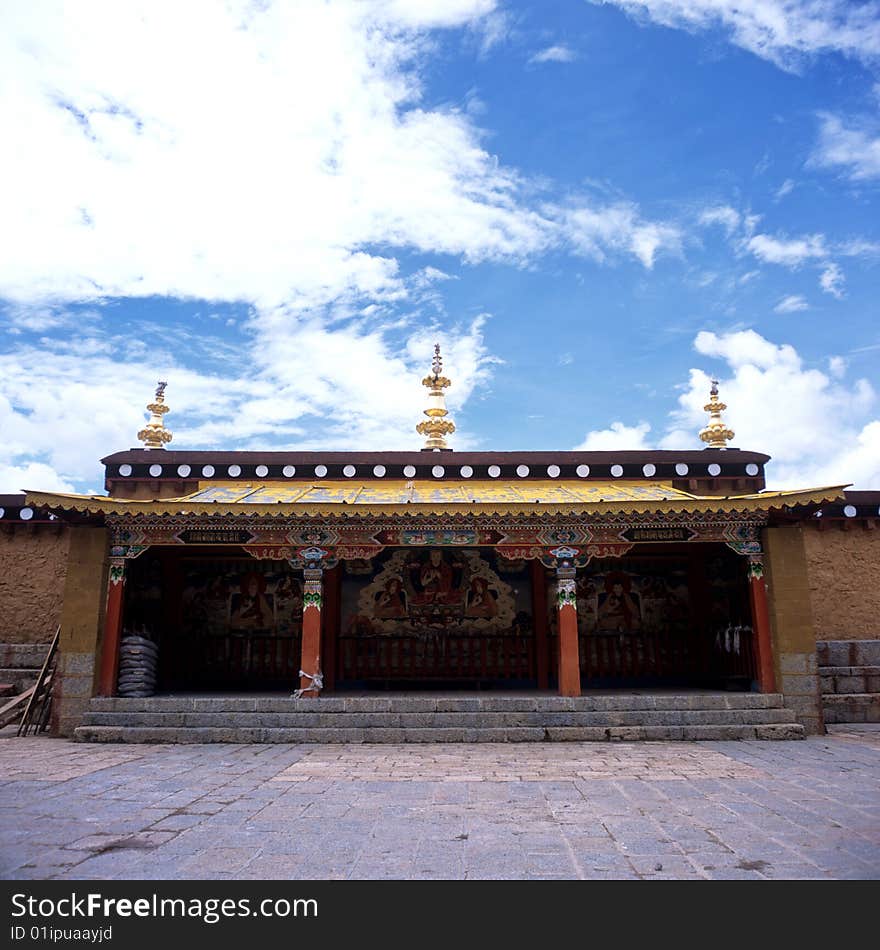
(572, 625), (756, 683)
(339, 634), (536, 683)
(170, 633), (303, 687)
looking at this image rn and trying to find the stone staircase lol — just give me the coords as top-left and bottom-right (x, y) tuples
(818, 640), (880, 724)
(75, 693), (805, 743)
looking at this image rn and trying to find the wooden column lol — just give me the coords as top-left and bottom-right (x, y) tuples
(298, 565), (323, 697)
(530, 559), (550, 689)
(97, 558), (126, 697)
(748, 555), (776, 693)
(556, 564), (581, 697)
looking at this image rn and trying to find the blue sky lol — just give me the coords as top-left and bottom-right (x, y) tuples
(0, 0), (878, 493)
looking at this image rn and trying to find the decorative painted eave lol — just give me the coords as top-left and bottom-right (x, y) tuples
(24, 483), (849, 521)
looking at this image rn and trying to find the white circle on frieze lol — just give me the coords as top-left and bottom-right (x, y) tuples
(432, 465), (445, 478)
(675, 463), (689, 476)
(487, 465), (501, 478)
(343, 465), (356, 477)
(20, 507), (33, 521)
(227, 464), (242, 477)
(177, 464), (192, 477)
(149, 464), (163, 477)
(202, 465), (215, 477)
(708, 463), (721, 477)
(610, 464), (623, 478)
(576, 464), (589, 478)
(843, 505), (857, 518)
(460, 465), (473, 478)
(403, 465), (416, 478)
(282, 465), (295, 477)
(315, 464), (328, 478)
(746, 463), (759, 476)
(255, 464), (269, 477)
(547, 465), (560, 478)
(119, 464), (132, 477)
(642, 463), (656, 477)
(516, 465), (529, 477)
(373, 465), (386, 477)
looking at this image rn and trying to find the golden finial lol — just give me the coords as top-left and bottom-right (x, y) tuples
(699, 379), (734, 449)
(416, 343), (455, 450)
(138, 381), (173, 449)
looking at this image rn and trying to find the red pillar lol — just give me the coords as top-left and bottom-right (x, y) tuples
(298, 566), (323, 697)
(748, 558), (776, 693)
(98, 559), (126, 697)
(556, 567), (581, 697)
(530, 560), (550, 689)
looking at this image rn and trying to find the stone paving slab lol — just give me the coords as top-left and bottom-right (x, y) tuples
(1, 731), (878, 880)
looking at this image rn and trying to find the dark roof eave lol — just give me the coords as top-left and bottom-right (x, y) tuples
(101, 448), (773, 465)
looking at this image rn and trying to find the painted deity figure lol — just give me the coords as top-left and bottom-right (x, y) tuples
(597, 573), (642, 632)
(414, 549), (458, 605)
(229, 573), (274, 631)
(374, 577), (408, 619)
(464, 576), (498, 619)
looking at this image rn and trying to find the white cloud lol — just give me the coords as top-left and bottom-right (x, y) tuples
(660, 330), (879, 489)
(820, 262), (845, 298)
(529, 44), (577, 63)
(574, 421), (652, 450)
(0, 313), (496, 492)
(594, 1), (880, 69)
(745, 232), (828, 266)
(0, 462), (76, 496)
(773, 294), (808, 313)
(828, 355), (847, 378)
(811, 112), (880, 181)
(0, 0), (686, 492)
(774, 178), (795, 200)
(561, 203), (682, 268)
(698, 205), (741, 235)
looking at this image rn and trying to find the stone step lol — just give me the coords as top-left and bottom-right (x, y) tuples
(822, 694), (880, 724)
(80, 707), (798, 729)
(74, 722), (804, 744)
(86, 693), (787, 714)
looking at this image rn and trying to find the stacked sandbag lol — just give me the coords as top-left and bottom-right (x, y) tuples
(117, 634), (159, 697)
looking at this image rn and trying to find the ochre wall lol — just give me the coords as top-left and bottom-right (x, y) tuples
(763, 524), (823, 735)
(0, 525), (70, 644)
(803, 527), (880, 641)
(52, 525), (109, 736)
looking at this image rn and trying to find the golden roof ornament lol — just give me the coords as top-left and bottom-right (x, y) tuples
(416, 343), (455, 450)
(138, 381), (173, 449)
(699, 379), (734, 449)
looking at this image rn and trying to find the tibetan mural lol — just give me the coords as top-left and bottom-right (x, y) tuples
(124, 557), (305, 689)
(339, 549), (536, 683)
(179, 559), (303, 639)
(573, 559), (690, 636)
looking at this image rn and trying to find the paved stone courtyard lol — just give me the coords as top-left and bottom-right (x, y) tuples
(1, 729), (878, 880)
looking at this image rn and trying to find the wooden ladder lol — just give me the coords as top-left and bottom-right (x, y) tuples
(12, 627), (60, 736)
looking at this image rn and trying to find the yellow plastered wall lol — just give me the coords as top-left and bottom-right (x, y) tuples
(763, 524), (823, 734)
(52, 526), (109, 736)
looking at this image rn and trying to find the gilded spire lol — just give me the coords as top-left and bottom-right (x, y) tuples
(138, 381), (173, 449)
(416, 343), (455, 450)
(699, 379), (734, 449)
